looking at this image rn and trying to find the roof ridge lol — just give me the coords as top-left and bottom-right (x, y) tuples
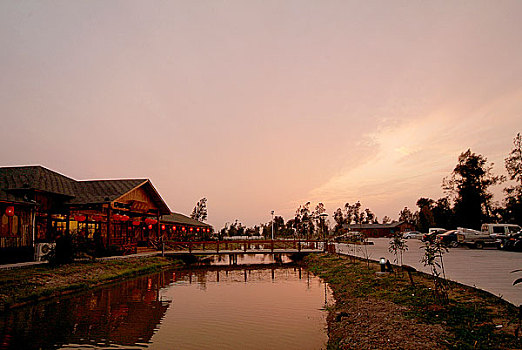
(78, 178), (147, 182)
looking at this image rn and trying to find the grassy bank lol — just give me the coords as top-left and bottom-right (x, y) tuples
(304, 254), (521, 350)
(0, 257), (183, 311)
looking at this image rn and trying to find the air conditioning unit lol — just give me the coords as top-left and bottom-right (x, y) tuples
(35, 243), (56, 261)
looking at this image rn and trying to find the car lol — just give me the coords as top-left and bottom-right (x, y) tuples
(335, 231), (364, 243)
(437, 230), (459, 247)
(496, 230), (522, 251)
(422, 230), (446, 243)
(403, 231), (421, 239)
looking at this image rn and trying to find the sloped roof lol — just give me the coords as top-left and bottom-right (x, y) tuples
(0, 165), (171, 214)
(161, 212), (212, 228)
(0, 165), (77, 197)
(342, 221), (408, 229)
(69, 179), (146, 205)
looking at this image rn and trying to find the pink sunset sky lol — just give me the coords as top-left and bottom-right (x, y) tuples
(1, 1), (521, 229)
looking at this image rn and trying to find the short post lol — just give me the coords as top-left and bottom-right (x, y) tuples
(379, 257), (386, 273)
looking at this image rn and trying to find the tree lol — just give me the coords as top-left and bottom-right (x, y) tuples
(344, 202), (362, 225)
(190, 198), (208, 222)
(505, 132), (522, 185)
(443, 149), (503, 229)
(432, 197), (454, 229)
(398, 207), (415, 225)
(416, 198), (435, 233)
(295, 202), (314, 238)
(382, 216), (391, 224)
(273, 215), (285, 236)
(363, 208), (377, 224)
(313, 203), (327, 238)
(504, 133), (522, 224)
(333, 208), (344, 233)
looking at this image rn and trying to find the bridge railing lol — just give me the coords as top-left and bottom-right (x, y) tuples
(163, 239), (325, 253)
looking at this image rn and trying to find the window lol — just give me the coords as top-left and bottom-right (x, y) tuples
(1, 214), (19, 237)
(493, 226), (505, 234)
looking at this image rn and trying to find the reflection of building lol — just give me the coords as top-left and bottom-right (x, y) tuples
(0, 166), (212, 263)
(0, 271), (174, 349)
(342, 221), (414, 238)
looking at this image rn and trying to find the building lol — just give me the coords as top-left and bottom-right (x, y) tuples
(160, 212), (213, 241)
(342, 221), (415, 238)
(0, 165), (212, 263)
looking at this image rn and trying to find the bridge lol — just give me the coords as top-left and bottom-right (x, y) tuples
(160, 239), (327, 256)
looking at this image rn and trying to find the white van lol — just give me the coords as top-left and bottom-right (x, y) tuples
(481, 223), (521, 236)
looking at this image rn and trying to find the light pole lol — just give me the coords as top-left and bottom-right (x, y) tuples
(271, 210), (274, 240)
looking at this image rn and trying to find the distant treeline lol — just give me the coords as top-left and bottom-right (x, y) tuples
(219, 133), (521, 236)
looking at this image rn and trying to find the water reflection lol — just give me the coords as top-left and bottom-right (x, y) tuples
(0, 267), (332, 350)
(0, 273), (172, 350)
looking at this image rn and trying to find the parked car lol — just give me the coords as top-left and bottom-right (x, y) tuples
(421, 231), (445, 242)
(335, 231), (364, 243)
(436, 230), (459, 247)
(481, 223), (521, 236)
(496, 230), (522, 251)
(456, 227), (496, 249)
(422, 229), (446, 242)
(403, 231), (421, 239)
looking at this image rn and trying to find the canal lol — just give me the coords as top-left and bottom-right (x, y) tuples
(0, 257), (333, 349)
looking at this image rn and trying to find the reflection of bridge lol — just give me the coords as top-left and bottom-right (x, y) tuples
(162, 239), (326, 256)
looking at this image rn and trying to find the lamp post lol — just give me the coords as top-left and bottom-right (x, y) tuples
(271, 210), (274, 240)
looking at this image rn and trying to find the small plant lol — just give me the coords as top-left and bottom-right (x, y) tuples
(421, 239), (449, 303)
(388, 231), (408, 268)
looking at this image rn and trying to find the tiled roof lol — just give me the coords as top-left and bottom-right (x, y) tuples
(69, 179), (146, 205)
(0, 165), (171, 214)
(161, 212), (212, 228)
(0, 165), (76, 197)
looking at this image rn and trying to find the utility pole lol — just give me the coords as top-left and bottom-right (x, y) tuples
(271, 210), (274, 240)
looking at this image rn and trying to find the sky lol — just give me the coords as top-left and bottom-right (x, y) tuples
(1, 1), (521, 229)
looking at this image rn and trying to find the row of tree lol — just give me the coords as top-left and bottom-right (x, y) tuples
(217, 132), (521, 236)
(408, 133), (521, 231)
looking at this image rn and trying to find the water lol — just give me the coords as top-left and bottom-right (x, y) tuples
(0, 264), (332, 350)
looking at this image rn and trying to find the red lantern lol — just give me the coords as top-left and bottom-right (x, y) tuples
(161, 224), (166, 230)
(172, 226), (176, 231)
(92, 215), (103, 221)
(190, 227), (193, 232)
(145, 218), (157, 225)
(132, 220), (140, 226)
(197, 227), (200, 232)
(148, 224), (153, 230)
(77, 215), (86, 222)
(121, 215), (129, 222)
(182, 226), (186, 231)
(5, 206), (14, 217)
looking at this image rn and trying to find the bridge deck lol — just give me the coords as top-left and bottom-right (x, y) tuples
(158, 239), (327, 256)
(163, 248), (323, 256)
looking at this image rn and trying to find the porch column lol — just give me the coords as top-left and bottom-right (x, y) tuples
(107, 206), (111, 247)
(156, 210), (160, 240)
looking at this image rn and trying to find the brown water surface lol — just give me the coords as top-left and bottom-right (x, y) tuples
(0, 265), (332, 350)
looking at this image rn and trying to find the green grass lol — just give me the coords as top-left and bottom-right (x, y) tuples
(304, 254), (521, 350)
